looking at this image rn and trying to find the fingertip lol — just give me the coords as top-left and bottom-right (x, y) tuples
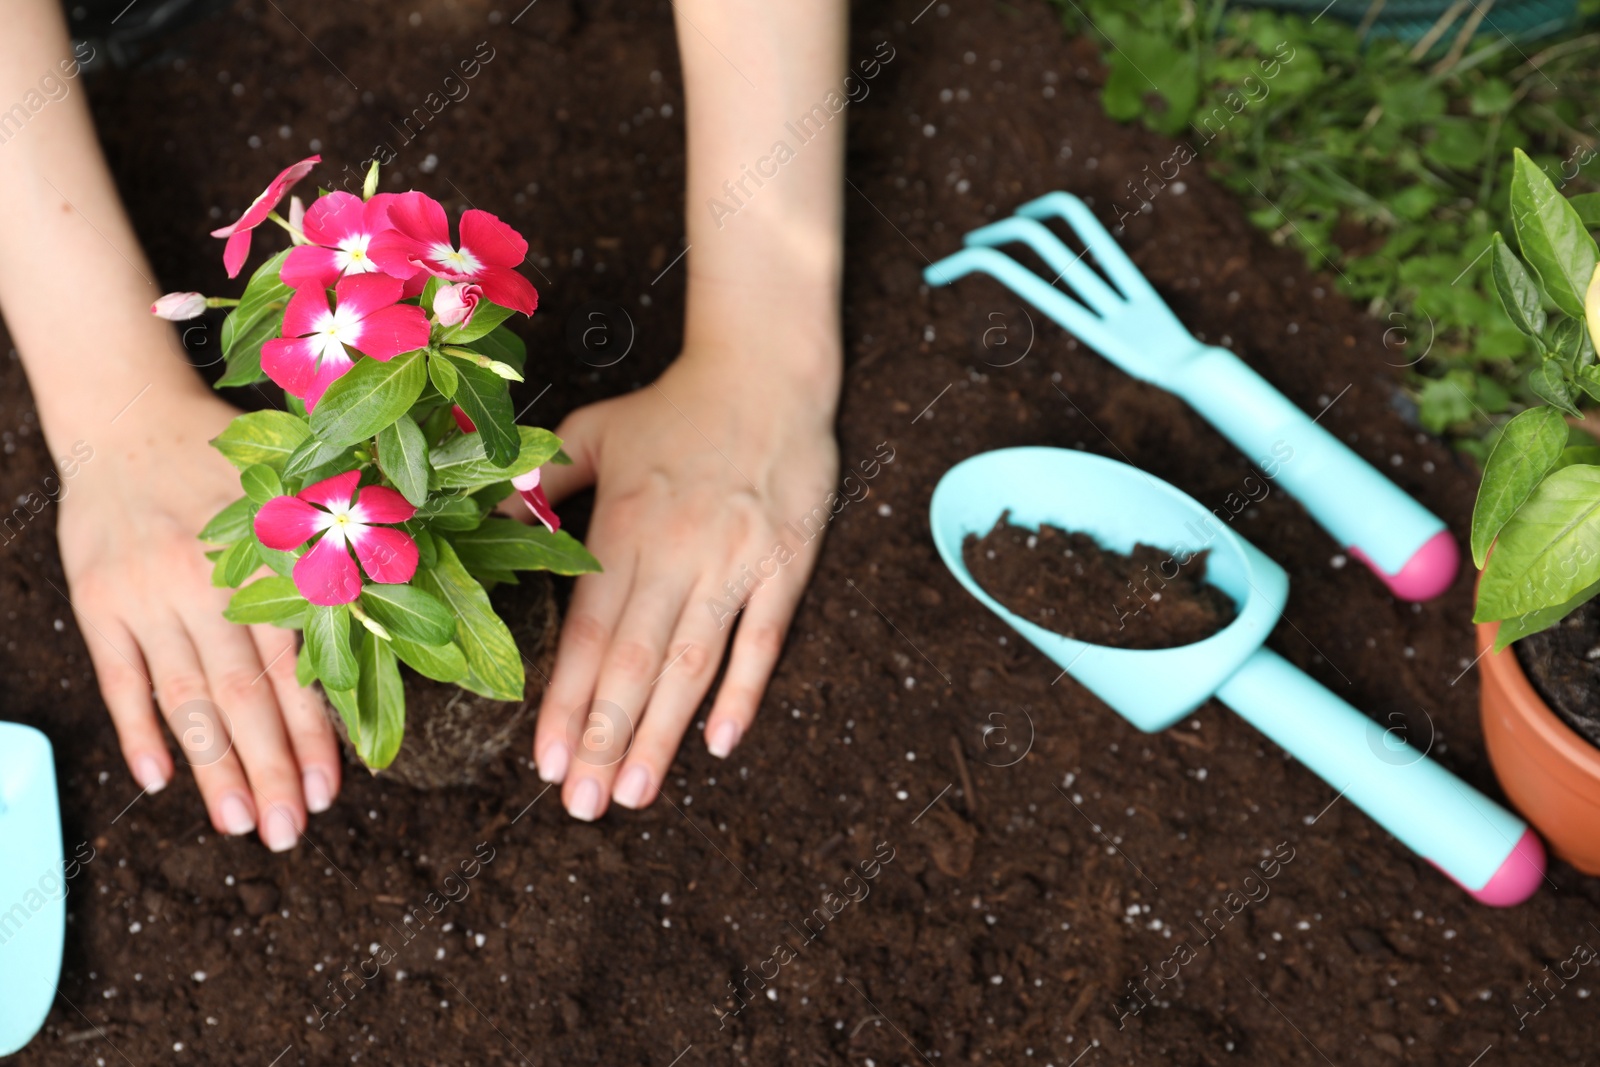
(215, 792), (257, 837)
(538, 740), (570, 784)
(612, 763), (654, 809)
(133, 753), (170, 794)
(566, 776), (605, 822)
(303, 768), (334, 814)
(706, 719), (742, 759)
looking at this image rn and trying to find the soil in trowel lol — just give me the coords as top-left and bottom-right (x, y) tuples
(963, 512), (1237, 650)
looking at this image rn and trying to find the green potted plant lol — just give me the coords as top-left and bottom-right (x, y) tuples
(153, 155), (600, 787)
(1469, 148), (1600, 872)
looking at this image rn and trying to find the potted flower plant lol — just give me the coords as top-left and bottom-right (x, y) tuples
(1469, 148), (1600, 872)
(153, 155), (599, 787)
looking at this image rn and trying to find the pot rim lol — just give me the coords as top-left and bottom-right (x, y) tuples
(1477, 618), (1600, 779)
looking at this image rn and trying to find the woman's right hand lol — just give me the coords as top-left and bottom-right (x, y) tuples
(53, 385), (342, 851)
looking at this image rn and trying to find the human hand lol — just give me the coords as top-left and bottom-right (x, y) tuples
(530, 346), (840, 820)
(55, 385), (341, 850)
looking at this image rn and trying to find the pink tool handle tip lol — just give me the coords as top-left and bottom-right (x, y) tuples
(1347, 531), (1459, 602)
(1438, 829), (1546, 907)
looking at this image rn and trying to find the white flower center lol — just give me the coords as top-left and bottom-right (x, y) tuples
(430, 241), (482, 276)
(307, 305), (365, 367)
(335, 233), (377, 275)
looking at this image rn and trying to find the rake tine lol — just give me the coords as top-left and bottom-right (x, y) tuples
(923, 246), (1122, 356)
(962, 217), (1125, 317)
(1017, 192), (1165, 308)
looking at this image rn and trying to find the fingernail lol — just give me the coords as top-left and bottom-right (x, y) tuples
(567, 778), (603, 822)
(134, 755), (168, 794)
(613, 765), (651, 809)
(539, 742), (570, 784)
(708, 720), (741, 759)
(261, 806), (299, 853)
(218, 794), (256, 836)
(303, 770), (332, 814)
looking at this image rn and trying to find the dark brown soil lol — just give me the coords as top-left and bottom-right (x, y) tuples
(6, 1), (1600, 1064)
(964, 514), (1235, 649)
(1515, 599), (1600, 749)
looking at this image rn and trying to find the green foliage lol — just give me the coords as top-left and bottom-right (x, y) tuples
(1052, 0), (1600, 436)
(216, 249), (291, 389)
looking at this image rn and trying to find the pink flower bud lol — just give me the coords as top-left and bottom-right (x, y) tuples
(433, 282), (485, 328)
(150, 292), (207, 321)
(288, 195), (306, 233)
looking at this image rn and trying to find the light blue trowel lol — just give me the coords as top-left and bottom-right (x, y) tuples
(925, 192), (1460, 602)
(0, 723), (65, 1056)
(931, 447), (1544, 906)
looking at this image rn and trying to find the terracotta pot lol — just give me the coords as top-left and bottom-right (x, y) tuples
(1477, 618), (1600, 875)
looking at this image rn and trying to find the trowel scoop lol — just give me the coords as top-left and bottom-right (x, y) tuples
(0, 723), (65, 1055)
(924, 191), (1459, 602)
(930, 447), (1543, 906)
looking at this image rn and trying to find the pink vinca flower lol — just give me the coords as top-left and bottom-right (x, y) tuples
(255, 471), (419, 606)
(512, 468), (561, 533)
(210, 155), (320, 278)
(433, 282), (484, 327)
(261, 273), (431, 411)
(369, 192), (539, 315)
(281, 191), (423, 294)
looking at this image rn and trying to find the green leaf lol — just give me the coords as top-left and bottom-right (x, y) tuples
(224, 576), (310, 627)
(414, 538), (524, 701)
(414, 494), (485, 531)
(1510, 149), (1600, 320)
(360, 583), (456, 645)
(1489, 233), (1546, 339)
(306, 604), (359, 690)
(428, 351), (459, 399)
(324, 684), (361, 746)
(1477, 464), (1600, 621)
(296, 643), (317, 686)
(412, 527), (438, 569)
(283, 435), (352, 479)
(310, 350), (428, 448)
(216, 248), (291, 388)
(354, 629), (406, 769)
(1492, 578), (1600, 652)
(1547, 316), (1596, 374)
(437, 302), (517, 345)
(1570, 193), (1600, 230)
(429, 427), (562, 490)
(199, 497), (253, 545)
(1527, 362), (1581, 418)
(390, 635), (469, 684)
(465, 325), (526, 374)
(449, 519), (602, 576)
(1470, 406), (1568, 568)
(258, 542), (299, 578)
(211, 410), (311, 472)
(212, 536), (261, 588)
(216, 313), (277, 389)
(446, 356), (519, 467)
(375, 416), (430, 507)
(240, 464), (283, 505)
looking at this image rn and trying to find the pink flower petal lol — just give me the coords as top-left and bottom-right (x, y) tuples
(254, 495), (326, 550)
(349, 526), (419, 585)
(349, 484), (416, 524)
(281, 283), (332, 339)
(294, 533), (362, 606)
(334, 272), (404, 321)
(451, 405), (477, 433)
(211, 155), (320, 238)
(260, 336), (324, 399)
(460, 209), (528, 269)
(222, 230), (253, 279)
(299, 470), (361, 510)
(302, 350), (357, 412)
(301, 191), (366, 246)
(511, 469), (560, 532)
(367, 228), (427, 280)
(386, 190), (453, 248)
(281, 244), (342, 290)
(352, 303), (431, 361)
(474, 267), (539, 316)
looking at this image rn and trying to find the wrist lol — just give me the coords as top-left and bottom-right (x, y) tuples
(680, 279), (843, 414)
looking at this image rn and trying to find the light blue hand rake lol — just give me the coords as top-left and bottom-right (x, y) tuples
(0, 723), (65, 1055)
(931, 447), (1543, 905)
(925, 192), (1459, 602)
